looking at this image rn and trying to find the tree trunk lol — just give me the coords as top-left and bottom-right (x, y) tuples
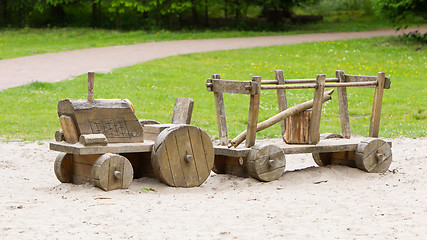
(91, 0), (98, 27)
(115, 7), (119, 29)
(1, 0), (7, 24)
(205, 0), (209, 27)
(224, 0), (228, 20)
(191, 0), (198, 26)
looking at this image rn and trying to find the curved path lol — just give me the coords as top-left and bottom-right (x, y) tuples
(1, 26), (426, 90)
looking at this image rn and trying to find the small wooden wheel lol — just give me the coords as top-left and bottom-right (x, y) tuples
(247, 144), (286, 182)
(355, 138), (392, 173)
(54, 153), (74, 183)
(91, 153), (133, 191)
(312, 133), (343, 166)
(151, 125), (214, 187)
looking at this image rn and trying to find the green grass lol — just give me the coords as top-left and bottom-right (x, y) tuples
(0, 36), (425, 141)
(1, 14), (425, 60)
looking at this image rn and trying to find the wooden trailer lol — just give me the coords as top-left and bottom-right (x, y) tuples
(50, 72), (214, 191)
(206, 70), (392, 181)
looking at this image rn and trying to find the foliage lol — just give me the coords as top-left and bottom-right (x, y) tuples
(0, 37), (425, 141)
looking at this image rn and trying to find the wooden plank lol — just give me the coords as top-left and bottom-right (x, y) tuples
(174, 126), (200, 187)
(49, 141), (154, 155)
(275, 70), (287, 137)
(207, 79), (258, 95)
(79, 134), (108, 146)
(246, 76), (262, 148)
(87, 72), (95, 102)
(214, 138), (392, 156)
(336, 70), (351, 138)
(369, 72), (386, 137)
(171, 97), (194, 124)
(59, 115), (79, 144)
(308, 74), (326, 145)
(212, 74), (228, 146)
(344, 75), (390, 89)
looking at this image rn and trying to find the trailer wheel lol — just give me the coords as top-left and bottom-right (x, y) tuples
(54, 153), (74, 183)
(312, 133), (343, 166)
(151, 125), (214, 187)
(247, 144), (286, 182)
(355, 138), (392, 173)
(91, 153), (133, 191)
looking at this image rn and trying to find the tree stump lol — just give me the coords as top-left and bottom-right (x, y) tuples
(247, 144), (286, 182)
(91, 153), (134, 191)
(355, 138), (392, 173)
(284, 110), (311, 144)
(151, 125), (214, 187)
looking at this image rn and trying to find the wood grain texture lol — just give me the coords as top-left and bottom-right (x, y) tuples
(207, 79), (258, 95)
(59, 115), (79, 144)
(246, 76), (262, 148)
(172, 97), (194, 124)
(87, 72), (95, 102)
(344, 74), (390, 89)
(336, 70), (351, 138)
(355, 138), (392, 173)
(151, 125), (213, 187)
(284, 110), (311, 144)
(91, 153), (134, 191)
(308, 74), (326, 145)
(212, 74), (229, 146)
(79, 134), (108, 146)
(247, 144), (286, 182)
(312, 133), (343, 166)
(54, 153), (74, 183)
(50, 141), (154, 155)
(55, 130), (65, 142)
(369, 72), (385, 137)
(275, 70), (287, 137)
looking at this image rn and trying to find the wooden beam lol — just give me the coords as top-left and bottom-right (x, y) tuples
(206, 79), (258, 95)
(245, 76), (262, 148)
(171, 97), (194, 124)
(275, 70), (287, 137)
(345, 74), (390, 89)
(87, 72), (95, 102)
(336, 70), (351, 138)
(212, 74), (229, 146)
(308, 74), (326, 145)
(369, 72), (386, 137)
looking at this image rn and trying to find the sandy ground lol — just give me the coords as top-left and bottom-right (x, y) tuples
(1, 26), (427, 90)
(0, 137), (426, 239)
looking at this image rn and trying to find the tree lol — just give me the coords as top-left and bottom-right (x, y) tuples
(374, 0), (427, 24)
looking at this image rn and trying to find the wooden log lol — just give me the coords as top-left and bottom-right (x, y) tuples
(230, 89), (334, 147)
(355, 138), (392, 173)
(284, 110), (311, 144)
(261, 78), (338, 84)
(54, 153), (74, 183)
(336, 70), (351, 138)
(211, 74), (229, 146)
(59, 115), (79, 144)
(171, 97), (194, 124)
(275, 70), (287, 137)
(247, 144), (286, 182)
(369, 72), (385, 137)
(55, 130), (65, 142)
(261, 81), (376, 90)
(308, 74), (326, 145)
(246, 76), (262, 148)
(87, 72), (95, 102)
(79, 134), (108, 146)
(345, 74), (390, 89)
(91, 153), (134, 191)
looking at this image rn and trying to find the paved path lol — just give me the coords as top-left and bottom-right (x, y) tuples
(1, 26), (426, 90)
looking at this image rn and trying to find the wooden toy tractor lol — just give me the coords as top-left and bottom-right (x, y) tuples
(206, 70), (392, 181)
(50, 72), (214, 191)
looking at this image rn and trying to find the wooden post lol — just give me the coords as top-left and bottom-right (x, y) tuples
(246, 76), (262, 148)
(308, 74), (326, 145)
(275, 70), (287, 137)
(369, 72), (385, 137)
(87, 72), (95, 102)
(336, 70), (351, 138)
(212, 74), (228, 146)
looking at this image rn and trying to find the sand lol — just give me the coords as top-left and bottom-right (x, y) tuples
(1, 137), (426, 239)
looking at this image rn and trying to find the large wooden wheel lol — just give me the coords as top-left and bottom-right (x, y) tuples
(54, 153), (74, 183)
(312, 133), (343, 166)
(151, 125), (214, 187)
(247, 144), (286, 182)
(355, 138), (392, 173)
(91, 153), (134, 191)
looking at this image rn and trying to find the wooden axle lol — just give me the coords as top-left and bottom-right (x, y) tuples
(260, 81), (378, 90)
(261, 78), (339, 84)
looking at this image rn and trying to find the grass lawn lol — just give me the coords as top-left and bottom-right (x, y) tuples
(1, 15), (425, 60)
(0, 36), (425, 141)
